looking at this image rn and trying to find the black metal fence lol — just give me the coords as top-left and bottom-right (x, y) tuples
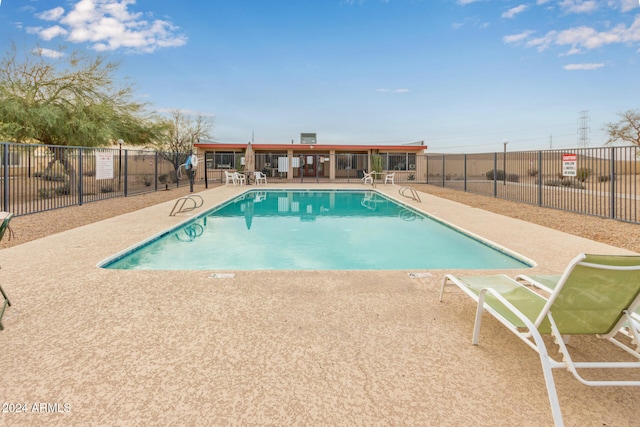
(0, 142), (183, 216)
(3, 142), (640, 224)
(425, 146), (640, 224)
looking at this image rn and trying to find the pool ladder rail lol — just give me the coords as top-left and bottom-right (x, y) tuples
(169, 195), (204, 216)
(399, 186), (421, 203)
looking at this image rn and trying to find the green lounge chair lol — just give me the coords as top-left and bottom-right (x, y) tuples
(515, 271), (640, 334)
(0, 211), (12, 242)
(439, 253), (640, 427)
(0, 212), (13, 330)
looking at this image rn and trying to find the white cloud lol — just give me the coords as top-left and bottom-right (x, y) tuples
(506, 15), (640, 54)
(27, 0), (187, 53)
(502, 5), (528, 19)
(376, 88), (410, 93)
(39, 25), (69, 41)
(36, 7), (65, 21)
(559, 0), (599, 14)
(503, 30), (535, 44)
(456, 0), (482, 5)
(611, 0), (639, 12)
(563, 62), (605, 70)
(33, 47), (65, 59)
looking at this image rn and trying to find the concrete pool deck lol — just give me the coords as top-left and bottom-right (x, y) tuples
(1, 183), (638, 426)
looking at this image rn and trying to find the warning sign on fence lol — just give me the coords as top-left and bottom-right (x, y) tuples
(562, 153), (577, 177)
(95, 152), (114, 180)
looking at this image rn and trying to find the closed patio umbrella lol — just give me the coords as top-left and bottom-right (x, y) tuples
(244, 142), (255, 173)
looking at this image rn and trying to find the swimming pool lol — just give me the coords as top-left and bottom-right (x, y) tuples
(101, 190), (532, 271)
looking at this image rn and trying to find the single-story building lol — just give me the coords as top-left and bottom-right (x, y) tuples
(193, 139), (427, 181)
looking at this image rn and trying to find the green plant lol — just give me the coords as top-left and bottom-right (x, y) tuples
(598, 175), (611, 183)
(371, 154), (383, 179)
(38, 188), (53, 199)
(55, 184), (70, 195)
(408, 174), (415, 181)
(576, 168), (590, 182)
(235, 154), (244, 171)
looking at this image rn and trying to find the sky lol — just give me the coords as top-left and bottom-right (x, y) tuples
(1, 0), (639, 153)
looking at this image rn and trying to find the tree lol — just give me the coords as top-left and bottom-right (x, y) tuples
(155, 109), (213, 178)
(0, 43), (162, 148)
(605, 109), (640, 147)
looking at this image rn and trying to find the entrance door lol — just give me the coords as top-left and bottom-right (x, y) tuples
(303, 154), (316, 177)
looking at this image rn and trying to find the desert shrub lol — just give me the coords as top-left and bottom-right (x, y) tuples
(566, 181), (585, 189)
(55, 184), (70, 195)
(576, 168), (590, 182)
(408, 174), (415, 181)
(83, 169), (96, 177)
(485, 169), (505, 180)
(528, 169), (538, 177)
(143, 175), (152, 186)
(598, 175), (610, 183)
(546, 178), (585, 189)
(158, 174), (169, 184)
(100, 185), (114, 193)
(506, 173), (519, 183)
(38, 188), (53, 199)
(41, 161), (68, 182)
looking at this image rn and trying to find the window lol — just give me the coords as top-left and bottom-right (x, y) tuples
(205, 151), (237, 169)
(384, 153), (416, 171)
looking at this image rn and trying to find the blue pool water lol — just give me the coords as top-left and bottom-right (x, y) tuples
(101, 190), (532, 271)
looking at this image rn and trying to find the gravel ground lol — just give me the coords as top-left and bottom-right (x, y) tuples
(1, 183), (639, 253)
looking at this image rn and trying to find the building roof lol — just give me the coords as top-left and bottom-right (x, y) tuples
(195, 140), (427, 152)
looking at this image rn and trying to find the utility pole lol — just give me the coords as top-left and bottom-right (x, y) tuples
(549, 134), (553, 149)
(578, 110), (590, 148)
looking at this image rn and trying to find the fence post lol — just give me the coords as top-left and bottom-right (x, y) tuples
(441, 156), (445, 187)
(2, 143), (8, 212)
(493, 152), (497, 197)
(537, 150), (542, 207)
(463, 154), (467, 192)
(204, 153), (209, 189)
(425, 155), (428, 183)
(78, 147), (84, 206)
(154, 151), (158, 191)
(610, 147), (616, 219)
(124, 149), (128, 197)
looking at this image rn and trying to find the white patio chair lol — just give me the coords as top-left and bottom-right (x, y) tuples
(384, 172), (395, 185)
(254, 171), (267, 185)
(232, 172), (246, 186)
(224, 170), (235, 185)
(361, 171), (374, 185)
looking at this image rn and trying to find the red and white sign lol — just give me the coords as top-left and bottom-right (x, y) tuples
(562, 153), (577, 177)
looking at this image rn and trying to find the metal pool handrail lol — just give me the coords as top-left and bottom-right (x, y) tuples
(399, 186), (421, 203)
(169, 195), (204, 216)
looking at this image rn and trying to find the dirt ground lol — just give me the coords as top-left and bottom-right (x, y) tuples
(1, 183), (639, 253)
